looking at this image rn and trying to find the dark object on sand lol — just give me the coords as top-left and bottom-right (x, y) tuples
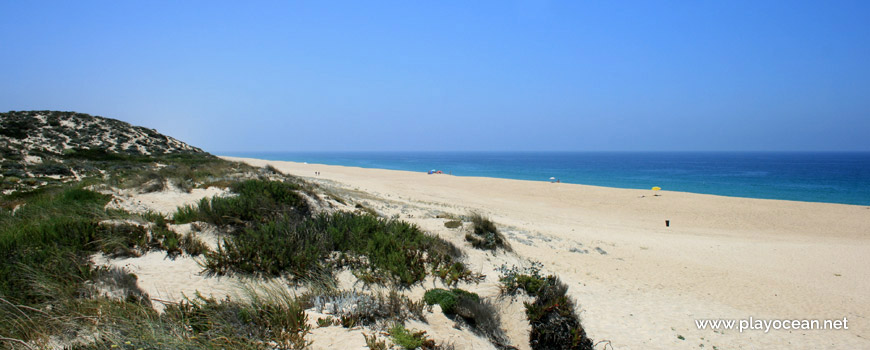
(665, 220), (670, 227)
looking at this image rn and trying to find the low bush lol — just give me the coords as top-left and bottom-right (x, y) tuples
(264, 164), (283, 175)
(364, 332), (388, 350)
(205, 212), (474, 286)
(174, 179), (309, 228)
(161, 288), (312, 349)
(317, 316), (336, 327)
(63, 147), (130, 162)
(355, 203), (379, 217)
(97, 223), (150, 258)
(423, 288), (478, 314)
(0, 187), (110, 304)
(524, 277), (593, 350)
(31, 162), (73, 176)
(466, 213), (511, 251)
(497, 262), (546, 296)
(424, 288), (510, 348)
(0, 116), (33, 139)
(139, 172), (167, 193)
(0, 187), (184, 305)
(444, 220), (462, 229)
(390, 323), (435, 350)
(498, 263), (594, 350)
(180, 232), (209, 256)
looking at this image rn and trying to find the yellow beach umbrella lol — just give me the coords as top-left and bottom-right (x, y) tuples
(651, 186), (661, 191)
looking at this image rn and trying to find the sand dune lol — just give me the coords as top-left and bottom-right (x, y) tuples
(224, 156), (870, 350)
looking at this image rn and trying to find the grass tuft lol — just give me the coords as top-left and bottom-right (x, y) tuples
(465, 213), (511, 251)
(180, 232), (209, 256)
(363, 332), (388, 350)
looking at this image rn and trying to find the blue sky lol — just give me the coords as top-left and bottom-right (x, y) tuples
(2, 1), (869, 152)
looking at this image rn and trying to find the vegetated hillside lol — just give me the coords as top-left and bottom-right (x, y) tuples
(0, 110), (203, 157)
(0, 110), (207, 192)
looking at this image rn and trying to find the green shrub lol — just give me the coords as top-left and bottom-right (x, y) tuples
(498, 263), (594, 350)
(389, 323), (432, 349)
(317, 317), (336, 327)
(424, 288), (458, 313)
(466, 213), (511, 251)
(173, 179), (309, 228)
(264, 164), (283, 175)
(180, 232), (209, 256)
(443, 220), (462, 229)
(355, 203), (379, 217)
(523, 276), (593, 350)
(423, 288), (478, 314)
(205, 212), (473, 286)
(0, 187), (181, 305)
(497, 262), (546, 296)
(98, 223), (150, 258)
(0, 117), (34, 139)
(0, 187), (111, 304)
(204, 217), (328, 278)
(31, 162), (73, 176)
(433, 261), (481, 287)
(96, 221), (182, 259)
(151, 224), (182, 256)
(63, 148), (128, 161)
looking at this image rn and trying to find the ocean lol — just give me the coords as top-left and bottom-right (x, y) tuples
(222, 152), (870, 206)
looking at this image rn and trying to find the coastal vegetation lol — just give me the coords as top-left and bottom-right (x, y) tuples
(443, 220), (462, 229)
(202, 211), (474, 286)
(0, 111), (594, 349)
(424, 288), (509, 349)
(0, 182), (314, 349)
(466, 213), (511, 252)
(498, 263), (594, 350)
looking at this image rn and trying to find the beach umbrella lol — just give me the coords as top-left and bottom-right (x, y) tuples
(549, 177), (556, 180)
(652, 186), (661, 191)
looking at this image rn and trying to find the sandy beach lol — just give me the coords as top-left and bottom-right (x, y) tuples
(224, 156), (870, 349)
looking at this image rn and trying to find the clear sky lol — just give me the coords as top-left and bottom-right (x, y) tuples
(2, 1), (869, 152)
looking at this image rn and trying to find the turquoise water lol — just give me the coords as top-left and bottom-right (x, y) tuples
(223, 152), (870, 206)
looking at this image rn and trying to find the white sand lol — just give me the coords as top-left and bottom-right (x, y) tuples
(106, 186), (229, 215)
(224, 156), (870, 350)
(92, 252), (245, 312)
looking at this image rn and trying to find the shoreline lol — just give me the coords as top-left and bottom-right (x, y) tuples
(220, 154), (870, 207)
(225, 156), (870, 349)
